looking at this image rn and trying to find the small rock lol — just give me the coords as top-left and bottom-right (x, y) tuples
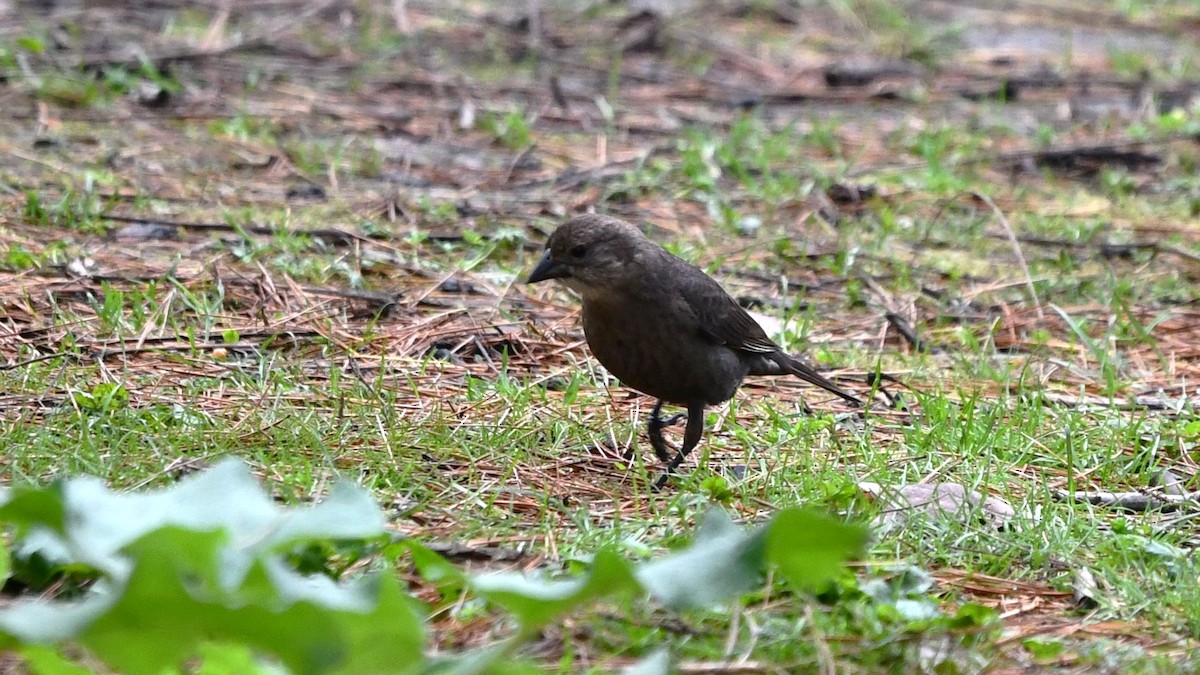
(114, 222), (178, 240)
(1073, 566), (1100, 609)
(860, 481), (1015, 530)
(65, 256), (96, 278)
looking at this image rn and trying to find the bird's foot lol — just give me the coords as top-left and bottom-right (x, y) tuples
(662, 412), (687, 427)
(647, 411), (687, 462)
(651, 449), (690, 491)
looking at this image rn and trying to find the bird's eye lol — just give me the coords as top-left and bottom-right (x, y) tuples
(568, 245), (587, 259)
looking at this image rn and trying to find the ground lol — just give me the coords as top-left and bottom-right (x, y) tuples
(1, 0), (1200, 672)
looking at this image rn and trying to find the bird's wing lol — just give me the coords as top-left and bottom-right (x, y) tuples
(682, 270), (779, 354)
(686, 274), (863, 405)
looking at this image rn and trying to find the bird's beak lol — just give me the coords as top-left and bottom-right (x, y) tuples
(526, 250), (571, 283)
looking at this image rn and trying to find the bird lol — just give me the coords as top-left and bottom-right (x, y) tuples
(526, 214), (861, 488)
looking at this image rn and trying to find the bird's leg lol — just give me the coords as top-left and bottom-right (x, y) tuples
(646, 399), (674, 462)
(649, 400), (687, 427)
(653, 402), (706, 490)
(646, 400), (686, 462)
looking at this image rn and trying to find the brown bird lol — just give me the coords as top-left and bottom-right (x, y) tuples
(527, 214), (861, 488)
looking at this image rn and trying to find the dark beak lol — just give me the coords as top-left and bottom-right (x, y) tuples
(526, 250), (571, 283)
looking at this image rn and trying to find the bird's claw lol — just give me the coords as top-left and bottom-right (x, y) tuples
(660, 413), (687, 427)
(647, 408), (686, 462)
(647, 424), (673, 462)
(652, 451), (688, 490)
(647, 403), (697, 489)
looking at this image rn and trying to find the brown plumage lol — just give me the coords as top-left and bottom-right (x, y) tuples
(527, 214), (860, 487)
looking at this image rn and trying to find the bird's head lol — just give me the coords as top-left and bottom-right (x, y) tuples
(526, 214), (655, 300)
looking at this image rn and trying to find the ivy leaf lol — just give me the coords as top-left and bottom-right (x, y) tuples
(635, 509), (767, 610)
(472, 548), (639, 633)
(0, 459), (422, 674)
(765, 509), (867, 593)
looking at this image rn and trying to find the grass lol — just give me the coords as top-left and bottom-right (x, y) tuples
(3, 0), (1200, 671)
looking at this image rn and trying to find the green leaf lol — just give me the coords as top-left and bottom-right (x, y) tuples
(1182, 420), (1200, 438)
(78, 526), (422, 674)
(0, 541), (10, 587)
(18, 645), (94, 675)
(0, 459), (421, 674)
(16, 36), (45, 53)
(948, 602), (998, 628)
(472, 548), (639, 632)
(73, 382), (129, 412)
(338, 575), (427, 674)
(635, 509), (766, 610)
(195, 642), (274, 675)
(1023, 638), (1065, 661)
(0, 482), (67, 536)
(400, 540), (467, 601)
(13, 459), (383, 579)
(765, 508), (867, 593)
(87, 530), (308, 672)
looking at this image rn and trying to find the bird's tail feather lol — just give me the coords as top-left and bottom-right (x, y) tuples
(770, 353), (862, 405)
